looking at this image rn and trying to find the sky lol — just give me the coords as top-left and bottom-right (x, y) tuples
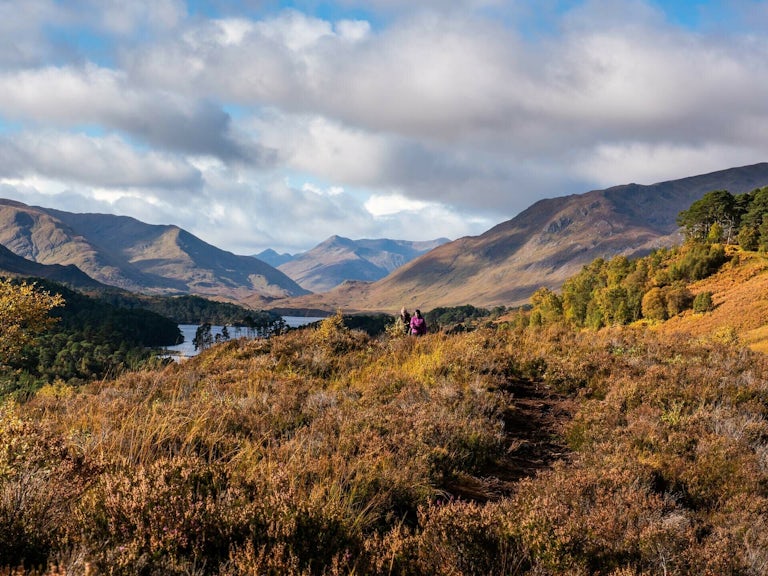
(1, 0), (767, 255)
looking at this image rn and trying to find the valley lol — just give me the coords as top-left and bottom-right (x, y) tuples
(2, 164), (768, 574)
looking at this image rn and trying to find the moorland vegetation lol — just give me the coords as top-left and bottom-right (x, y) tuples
(1, 189), (768, 574)
(2, 310), (768, 574)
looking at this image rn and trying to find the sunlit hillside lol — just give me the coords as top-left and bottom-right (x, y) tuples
(2, 307), (768, 574)
(657, 249), (768, 353)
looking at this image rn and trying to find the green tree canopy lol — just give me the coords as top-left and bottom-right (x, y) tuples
(677, 189), (737, 243)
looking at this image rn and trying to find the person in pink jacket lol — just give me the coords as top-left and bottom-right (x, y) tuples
(409, 309), (427, 336)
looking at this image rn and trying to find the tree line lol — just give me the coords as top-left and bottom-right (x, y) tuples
(677, 185), (768, 248)
(526, 184), (768, 329)
(0, 279), (182, 396)
(101, 293), (282, 326)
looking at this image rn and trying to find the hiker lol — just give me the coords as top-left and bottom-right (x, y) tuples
(399, 307), (411, 334)
(409, 309), (427, 336)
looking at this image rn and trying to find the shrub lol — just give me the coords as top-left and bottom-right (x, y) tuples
(664, 285), (693, 317)
(737, 225), (760, 250)
(692, 291), (714, 313)
(641, 288), (667, 321)
(4, 318), (768, 573)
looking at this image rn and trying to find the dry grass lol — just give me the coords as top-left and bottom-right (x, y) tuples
(658, 250), (768, 351)
(2, 314), (768, 574)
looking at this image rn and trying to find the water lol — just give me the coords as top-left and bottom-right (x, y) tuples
(163, 316), (327, 358)
(283, 315), (327, 328)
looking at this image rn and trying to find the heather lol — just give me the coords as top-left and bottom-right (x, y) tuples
(2, 313), (768, 574)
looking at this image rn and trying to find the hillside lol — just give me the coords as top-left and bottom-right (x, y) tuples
(4, 231), (768, 572)
(0, 241), (103, 289)
(0, 200), (309, 300)
(4, 309), (768, 572)
(658, 250), (768, 353)
(276, 235), (449, 292)
(268, 162), (768, 312)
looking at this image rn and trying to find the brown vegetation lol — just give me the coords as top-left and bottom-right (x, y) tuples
(2, 309), (768, 574)
(658, 249), (768, 353)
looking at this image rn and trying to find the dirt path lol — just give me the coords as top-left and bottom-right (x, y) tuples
(501, 378), (573, 483)
(447, 377), (574, 502)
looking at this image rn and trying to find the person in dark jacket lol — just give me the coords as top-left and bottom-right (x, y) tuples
(409, 309), (427, 336)
(399, 307), (411, 334)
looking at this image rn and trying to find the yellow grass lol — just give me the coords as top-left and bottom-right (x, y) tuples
(657, 250), (768, 352)
(3, 311), (768, 574)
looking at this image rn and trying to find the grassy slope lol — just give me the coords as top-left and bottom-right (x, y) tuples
(656, 249), (768, 353)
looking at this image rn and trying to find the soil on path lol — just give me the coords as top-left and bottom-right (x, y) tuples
(447, 377), (575, 502)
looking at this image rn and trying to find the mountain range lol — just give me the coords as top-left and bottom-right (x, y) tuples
(259, 236), (449, 293)
(2, 162), (768, 311)
(263, 162), (768, 312)
(0, 200), (307, 300)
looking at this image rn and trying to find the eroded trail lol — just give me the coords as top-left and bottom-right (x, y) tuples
(448, 377), (574, 502)
(501, 378), (573, 482)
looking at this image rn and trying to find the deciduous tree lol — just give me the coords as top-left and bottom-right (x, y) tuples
(0, 279), (63, 367)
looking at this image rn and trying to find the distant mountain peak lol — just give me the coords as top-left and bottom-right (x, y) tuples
(275, 236), (450, 293)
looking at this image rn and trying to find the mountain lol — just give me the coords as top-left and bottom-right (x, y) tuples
(255, 248), (295, 268)
(0, 200), (309, 300)
(276, 235), (450, 293)
(264, 162), (768, 312)
(0, 242), (104, 289)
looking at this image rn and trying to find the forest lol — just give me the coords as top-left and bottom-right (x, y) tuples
(524, 185), (768, 330)
(100, 293), (283, 327)
(0, 282), (285, 398)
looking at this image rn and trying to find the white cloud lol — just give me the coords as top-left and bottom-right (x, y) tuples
(334, 19), (371, 42)
(2, 1), (768, 255)
(254, 10), (334, 52)
(364, 193), (428, 217)
(254, 113), (391, 185)
(0, 131), (202, 190)
(0, 65), (271, 162)
(302, 182), (344, 196)
(88, 0), (185, 36)
(573, 141), (768, 188)
(214, 18), (255, 45)
(0, 0), (64, 66)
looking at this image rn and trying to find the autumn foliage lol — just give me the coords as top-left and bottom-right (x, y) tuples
(0, 279), (63, 368)
(1, 306), (768, 574)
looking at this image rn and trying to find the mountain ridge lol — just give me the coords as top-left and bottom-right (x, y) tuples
(262, 162), (768, 312)
(0, 242), (105, 289)
(273, 235), (450, 293)
(0, 200), (309, 300)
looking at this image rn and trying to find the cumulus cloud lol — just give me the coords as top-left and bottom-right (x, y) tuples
(0, 132), (203, 190)
(84, 0), (185, 36)
(1, 0), (768, 255)
(253, 113), (391, 185)
(0, 65), (274, 163)
(0, 0), (64, 66)
(118, 4), (768, 196)
(573, 141), (768, 189)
